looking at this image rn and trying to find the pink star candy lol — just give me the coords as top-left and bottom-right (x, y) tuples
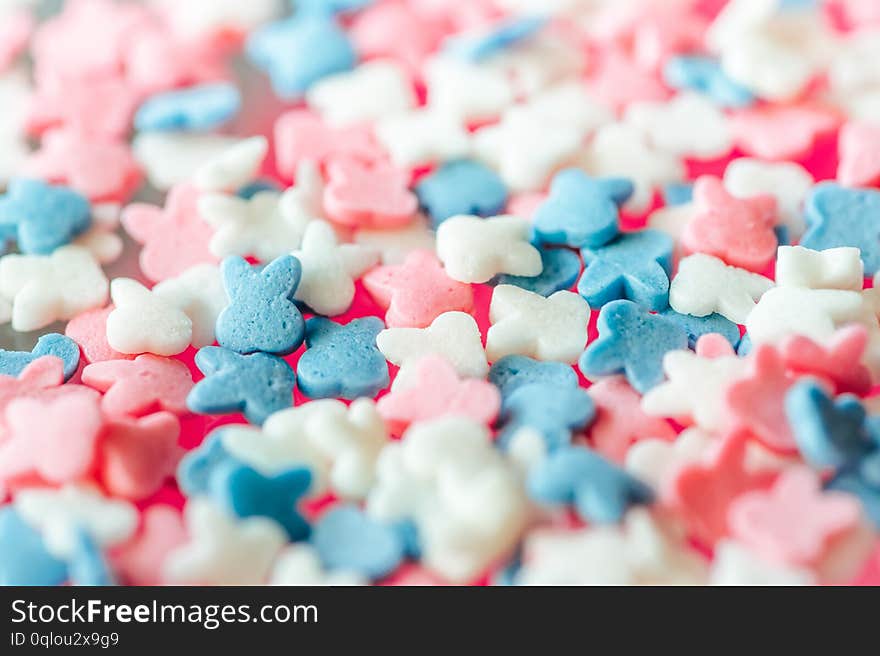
(274, 110), (383, 182)
(0, 393), (103, 487)
(585, 49), (670, 113)
(587, 377), (677, 464)
(721, 345), (799, 455)
(682, 176), (777, 273)
(363, 250), (474, 328)
(121, 184), (217, 282)
(376, 355), (500, 435)
(781, 325), (872, 396)
(66, 306), (135, 365)
(728, 467), (863, 567)
(670, 432), (777, 546)
(0, 9), (34, 72)
(111, 505), (187, 585)
(323, 157), (418, 230)
(23, 129), (142, 203)
(0, 357), (65, 421)
(728, 104), (840, 161)
(27, 75), (142, 140)
(837, 121), (880, 189)
(82, 354), (194, 418)
(100, 412), (182, 500)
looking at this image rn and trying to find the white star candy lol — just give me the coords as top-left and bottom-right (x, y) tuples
(642, 349), (747, 431)
(723, 158), (813, 238)
(0, 245), (108, 332)
(152, 264), (229, 348)
(222, 398), (389, 500)
(515, 509), (707, 585)
(270, 544), (366, 586)
(486, 285), (590, 364)
(163, 498), (287, 585)
(133, 132), (245, 191)
(775, 245), (864, 291)
(625, 428), (715, 491)
(306, 61), (415, 127)
(292, 220), (380, 316)
(378, 311), (488, 379)
(367, 417), (528, 583)
(435, 214), (542, 284)
(106, 278), (193, 356)
(374, 108), (471, 169)
(14, 484), (138, 558)
(710, 540), (815, 586)
(354, 214), (435, 265)
(193, 136), (268, 192)
(625, 92), (732, 160)
(423, 56), (514, 122)
(669, 253), (774, 323)
(582, 122), (685, 213)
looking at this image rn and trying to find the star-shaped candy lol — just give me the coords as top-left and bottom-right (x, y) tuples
(800, 184), (880, 276)
(682, 176), (777, 273)
(486, 285), (590, 364)
(121, 184), (217, 282)
(583, 122), (685, 213)
(498, 382), (595, 453)
(527, 445), (654, 524)
(728, 104), (840, 161)
(669, 253), (773, 324)
(0, 507), (68, 586)
(106, 278), (193, 357)
(163, 498), (287, 585)
(377, 355), (500, 435)
(436, 214), (542, 284)
(292, 220), (379, 316)
(375, 107), (471, 170)
(152, 264), (229, 349)
(215, 255), (305, 355)
(587, 376), (678, 464)
(363, 249), (473, 328)
(838, 121), (880, 189)
(23, 129), (142, 203)
(0, 244), (108, 332)
(246, 15), (356, 99)
(0, 178), (91, 255)
(186, 346), (296, 425)
(112, 505), (187, 586)
(781, 326), (872, 396)
(82, 354), (194, 418)
(492, 246), (581, 298)
(297, 317), (389, 400)
(100, 412), (182, 501)
(729, 467), (863, 567)
(578, 229), (674, 312)
(415, 159), (508, 228)
(0, 357), (66, 423)
(580, 300), (690, 394)
(377, 311), (489, 379)
(0, 333), (80, 381)
(323, 157), (418, 230)
(532, 169), (631, 249)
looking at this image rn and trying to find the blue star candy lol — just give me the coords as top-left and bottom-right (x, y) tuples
(0, 332), (80, 381)
(492, 246), (581, 297)
(527, 446), (654, 523)
(497, 382), (595, 452)
(216, 254), (305, 356)
(446, 16), (548, 61)
(187, 346), (296, 425)
(0, 179), (91, 255)
(785, 380), (876, 469)
(311, 505), (407, 580)
(532, 169), (632, 249)
(488, 355), (578, 400)
(134, 82), (242, 132)
(415, 159), (508, 228)
(210, 461), (312, 541)
(580, 300), (689, 393)
(578, 229), (674, 312)
(663, 56), (755, 108)
(659, 308), (741, 350)
(800, 184), (880, 275)
(247, 15), (356, 99)
(177, 429), (241, 497)
(0, 507), (68, 586)
(296, 317), (389, 400)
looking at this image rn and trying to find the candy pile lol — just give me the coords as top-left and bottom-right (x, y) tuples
(1, 0), (880, 587)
